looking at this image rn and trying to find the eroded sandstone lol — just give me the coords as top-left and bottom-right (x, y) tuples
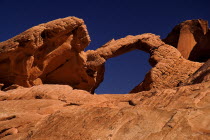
(0, 17), (205, 94)
(1, 18), (164, 93)
(0, 82), (210, 139)
(182, 59), (210, 85)
(163, 19), (210, 61)
(0, 17), (93, 92)
(0, 17), (210, 140)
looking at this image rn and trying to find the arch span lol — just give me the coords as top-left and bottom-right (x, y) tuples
(0, 17), (203, 94)
(86, 33), (203, 93)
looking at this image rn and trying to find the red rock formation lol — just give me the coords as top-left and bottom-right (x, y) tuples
(0, 17), (205, 94)
(0, 82), (210, 139)
(182, 59), (210, 85)
(0, 17), (94, 92)
(163, 19), (209, 61)
(1, 17), (210, 140)
(86, 34), (202, 93)
(189, 29), (210, 62)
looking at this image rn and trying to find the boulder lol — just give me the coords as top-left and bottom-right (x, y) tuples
(0, 17), (93, 92)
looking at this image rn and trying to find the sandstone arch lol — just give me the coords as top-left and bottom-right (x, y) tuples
(85, 33), (203, 93)
(0, 17), (203, 93)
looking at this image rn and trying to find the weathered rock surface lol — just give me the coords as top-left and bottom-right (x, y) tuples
(86, 34), (202, 93)
(182, 59), (210, 85)
(0, 82), (210, 140)
(1, 17), (210, 140)
(0, 17), (93, 92)
(130, 45), (202, 93)
(0, 17), (205, 94)
(163, 19), (210, 61)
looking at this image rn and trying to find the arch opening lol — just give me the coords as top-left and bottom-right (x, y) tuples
(95, 50), (151, 94)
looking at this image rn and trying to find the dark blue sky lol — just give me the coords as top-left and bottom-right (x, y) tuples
(0, 0), (210, 94)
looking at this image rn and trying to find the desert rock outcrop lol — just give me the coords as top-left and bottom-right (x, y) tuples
(182, 59), (210, 85)
(189, 29), (210, 62)
(164, 19), (210, 62)
(0, 82), (210, 139)
(85, 33), (203, 93)
(0, 17), (93, 92)
(0, 17), (210, 140)
(0, 18), (205, 93)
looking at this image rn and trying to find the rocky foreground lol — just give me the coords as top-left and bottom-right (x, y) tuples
(0, 82), (210, 140)
(0, 17), (210, 140)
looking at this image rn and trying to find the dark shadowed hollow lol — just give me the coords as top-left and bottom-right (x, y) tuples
(95, 50), (151, 94)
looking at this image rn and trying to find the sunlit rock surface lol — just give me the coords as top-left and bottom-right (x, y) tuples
(0, 82), (210, 139)
(0, 18), (204, 93)
(0, 17), (210, 140)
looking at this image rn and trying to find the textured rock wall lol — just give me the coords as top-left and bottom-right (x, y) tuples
(130, 46), (202, 93)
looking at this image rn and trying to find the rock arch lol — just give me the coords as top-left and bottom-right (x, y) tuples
(0, 17), (203, 93)
(85, 33), (203, 93)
